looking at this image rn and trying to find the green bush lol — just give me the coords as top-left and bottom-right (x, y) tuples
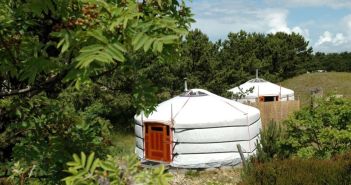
(1, 90), (112, 184)
(240, 152), (351, 185)
(281, 96), (351, 159)
(254, 96), (351, 162)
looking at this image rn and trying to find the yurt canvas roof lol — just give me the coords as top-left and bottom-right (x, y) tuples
(134, 89), (260, 128)
(228, 78), (294, 98)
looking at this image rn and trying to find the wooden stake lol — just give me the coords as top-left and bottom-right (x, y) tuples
(236, 144), (246, 168)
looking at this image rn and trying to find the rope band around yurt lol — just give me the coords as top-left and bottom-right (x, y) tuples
(134, 117), (260, 130)
(172, 117), (260, 132)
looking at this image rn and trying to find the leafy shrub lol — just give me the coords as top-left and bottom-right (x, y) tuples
(255, 121), (285, 162)
(240, 152), (351, 185)
(1, 90), (112, 183)
(62, 152), (172, 185)
(253, 96), (351, 162)
(281, 96), (351, 159)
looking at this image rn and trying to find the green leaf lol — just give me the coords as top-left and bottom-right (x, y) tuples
(100, 161), (115, 172)
(56, 31), (70, 53)
(144, 37), (155, 52)
(66, 162), (79, 167)
(152, 40), (159, 53)
(80, 152), (86, 168)
(112, 42), (127, 53)
(80, 44), (104, 53)
(85, 152), (95, 171)
(73, 154), (80, 164)
(62, 32), (70, 53)
(134, 34), (149, 51)
(19, 57), (58, 83)
(152, 40), (163, 53)
(132, 32), (144, 47)
(75, 53), (96, 68)
(160, 35), (178, 44)
(89, 158), (100, 174)
(94, 51), (113, 63)
(88, 30), (108, 44)
(123, 17), (129, 29)
(106, 44), (126, 62)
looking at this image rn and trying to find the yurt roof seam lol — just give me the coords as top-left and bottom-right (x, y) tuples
(204, 90), (248, 114)
(219, 98), (247, 114)
(172, 96), (191, 120)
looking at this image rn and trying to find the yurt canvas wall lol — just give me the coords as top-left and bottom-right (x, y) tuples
(134, 89), (262, 168)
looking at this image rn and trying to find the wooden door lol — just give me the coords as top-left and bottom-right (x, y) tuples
(144, 123), (172, 163)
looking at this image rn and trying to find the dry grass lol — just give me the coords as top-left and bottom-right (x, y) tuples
(171, 167), (242, 185)
(281, 72), (351, 106)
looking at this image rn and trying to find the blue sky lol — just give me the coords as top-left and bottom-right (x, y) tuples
(189, 0), (351, 52)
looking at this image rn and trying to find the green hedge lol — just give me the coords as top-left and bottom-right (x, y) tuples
(240, 152), (351, 185)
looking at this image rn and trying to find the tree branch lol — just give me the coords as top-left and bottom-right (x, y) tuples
(0, 64), (119, 97)
(0, 70), (68, 97)
(90, 64), (119, 81)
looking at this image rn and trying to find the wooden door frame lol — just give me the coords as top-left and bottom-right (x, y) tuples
(144, 122), (173, 163)
(259, 96), (279, 102)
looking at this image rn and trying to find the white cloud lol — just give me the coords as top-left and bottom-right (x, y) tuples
(334, 33), (347, 45)
(191, 1), (310, 41)
(292, 27), (310, 41)
(315, 31), (333, 46)
(260, 10), (310, 40)
(266, 0), (351, 9)
(314, 31), (349, 52)
(190, 0), (351, 52)
(314, 14), (351, 52)
(262, 10), (291, 33)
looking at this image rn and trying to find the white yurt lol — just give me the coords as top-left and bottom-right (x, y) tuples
(228, 78), (295, 104)
(134, 89), (262, 168)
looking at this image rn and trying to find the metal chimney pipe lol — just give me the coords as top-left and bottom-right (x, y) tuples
(184, 78), (188, 92)
(256, 69), (258, 79)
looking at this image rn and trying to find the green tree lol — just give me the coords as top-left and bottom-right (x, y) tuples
(216, 31), (265, 94)
(309, 52), (351, 72)
(0, 0), (193, 102)
(218, 31), (312, 84)
(266, 32), (312, 80)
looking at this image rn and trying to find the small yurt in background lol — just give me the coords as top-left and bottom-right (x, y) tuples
(228, 78), (295, 104)
(134, 89), (262, 168)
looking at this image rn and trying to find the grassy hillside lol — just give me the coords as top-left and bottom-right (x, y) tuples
(281, 72), (351, 106)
